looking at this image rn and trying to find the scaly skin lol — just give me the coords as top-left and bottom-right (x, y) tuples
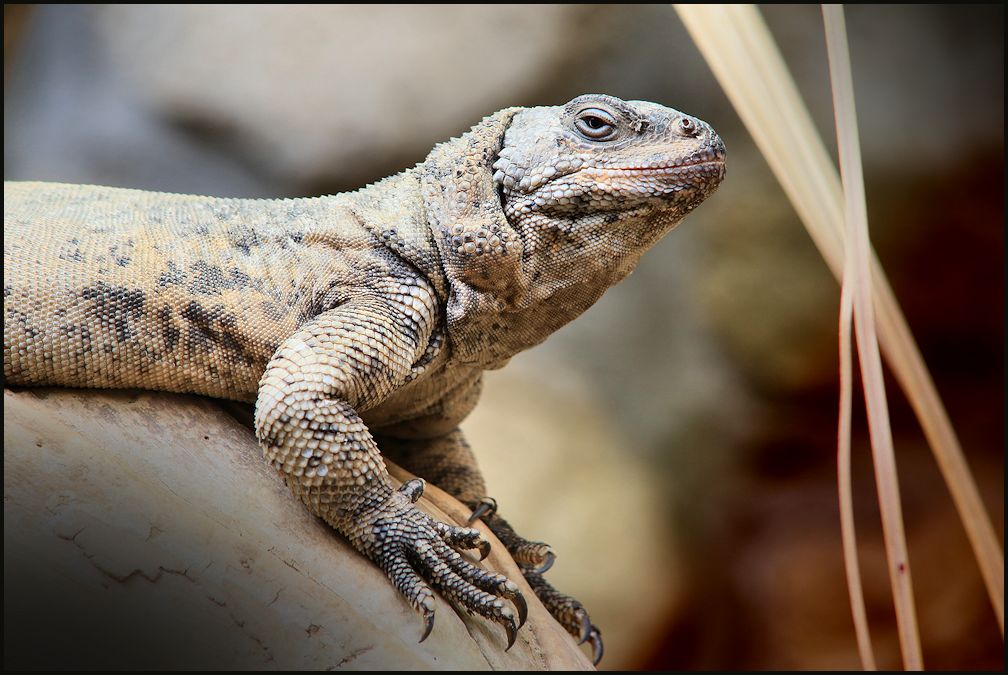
(3, 94), (724, 663)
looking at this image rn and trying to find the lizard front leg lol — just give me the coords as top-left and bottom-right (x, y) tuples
(253, 293), (523, 646)
(379, 428), (603, 664)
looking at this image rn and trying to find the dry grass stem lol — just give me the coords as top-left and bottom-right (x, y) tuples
(823, 5), (921, 668)
(839, 263), (876, 669)
(674, 0), (1005, 659)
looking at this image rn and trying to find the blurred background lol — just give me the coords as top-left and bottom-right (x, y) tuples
(4, 4), (1002, 670)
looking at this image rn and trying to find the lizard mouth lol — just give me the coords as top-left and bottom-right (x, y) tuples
(505, 158), (725, 200)
(591, 159), (725, 175)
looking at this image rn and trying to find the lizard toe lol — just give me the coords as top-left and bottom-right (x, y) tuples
(378, 549), (438, 642)
(466, 496), (498, 525)
(428, 518), (492, 558)
(419, 606), (436, 643)
(576, 608), (592, 644)
(431, 538), (528, 627)
(588, 625), (604, 666)
(399, 477), (426, 503)
(512, 541), (554, 572)
(367, 493), (523, 648)
(464, 499), (555, 572)
(504, 612), (519, 651)
(410, 538), (520, 649)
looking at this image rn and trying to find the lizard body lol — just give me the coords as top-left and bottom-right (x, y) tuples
(4, 94), (724, 663)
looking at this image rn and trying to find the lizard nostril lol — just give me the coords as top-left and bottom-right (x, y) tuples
(679, 117), (699, 137)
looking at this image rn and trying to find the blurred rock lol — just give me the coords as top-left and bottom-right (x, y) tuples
(695, 170), (841, 393)
(4, 6), (271, 197)
(464, 362), (685, 668)
(94, 5), (611, 190)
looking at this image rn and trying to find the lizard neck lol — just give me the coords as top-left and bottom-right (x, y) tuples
(343, 170), (452, 310)
(419, 108), (659, 370)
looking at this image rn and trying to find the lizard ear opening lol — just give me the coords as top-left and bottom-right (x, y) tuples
(421, 108), (530, 364)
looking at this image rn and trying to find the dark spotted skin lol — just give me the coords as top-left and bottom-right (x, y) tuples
(6, 185), (331, 399)
(3, 94), (725, 663)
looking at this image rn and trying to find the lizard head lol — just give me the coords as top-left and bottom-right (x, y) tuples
(493, 93), (725, 261)
(420, 94), (724, 367)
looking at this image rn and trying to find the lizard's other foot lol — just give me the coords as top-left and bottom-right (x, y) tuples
(466, 495), (601, 664)
(526, 569), (604, 665)
(366, 480), (525, 646)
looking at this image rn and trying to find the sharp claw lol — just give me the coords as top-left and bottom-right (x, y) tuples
(504, 616), (518, 651)
(513, 590), (528, 628)
(466, 497), (497, 525)
(477, 539), (491, 561)
(588, 626), (603, 665)
(534, 550), (555, 575)
(466, 503), (488, 526)
(400, 478), (425, 503)
(419, 609), (435, 643)
(577, 610), (592, 644)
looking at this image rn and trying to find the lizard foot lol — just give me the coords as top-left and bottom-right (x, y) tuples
(368, 479), (525, 646)
(466, 495), (601, 664)
(526, 569), (604, 665)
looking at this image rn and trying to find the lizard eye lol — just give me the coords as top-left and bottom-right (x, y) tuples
(575, 108), (617, 140)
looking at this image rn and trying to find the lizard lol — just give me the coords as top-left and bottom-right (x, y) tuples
(3, 93), (725, 665)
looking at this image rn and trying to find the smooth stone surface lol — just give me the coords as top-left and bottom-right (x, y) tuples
(3, 387), (593, 670)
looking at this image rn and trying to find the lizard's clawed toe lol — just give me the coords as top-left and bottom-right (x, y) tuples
(512, 541), (554, 572)
(588, 625), (604, 665)
(525, 568), (602, 663)
(576, 609), (592, 644)
(399, 477), (426, 503)
(503, 612), (518, 651)
(463, 497), (602, 662)
(368, 491), (525, 647)
(512, 587), (528, 628)
(531, 550), (555, 575)
(430, 520), (490, 558)
(466, 496), (498, 525)
(419, 607), (436, 643)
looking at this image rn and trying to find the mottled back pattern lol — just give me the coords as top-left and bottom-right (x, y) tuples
(4, 180), (432, 401)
